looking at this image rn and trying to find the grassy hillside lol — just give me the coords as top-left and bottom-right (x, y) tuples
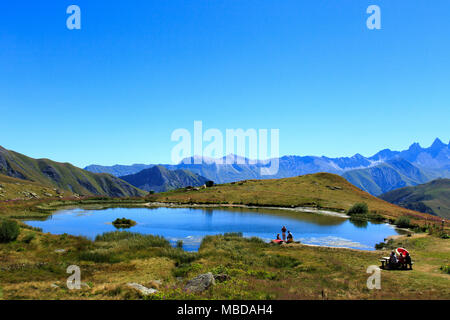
(0, 174), (74, 201)
(120, 165), (209, 192)
(342, 159), (431, 196)
(0, 146), (145, 198)
(0, 229), (448, 300)
(149, 172), (441, 223)
(380, 179), (450, 219)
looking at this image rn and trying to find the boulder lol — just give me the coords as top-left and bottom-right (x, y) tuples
(185, 272), (215, 293)
(127, 283), (158, 296)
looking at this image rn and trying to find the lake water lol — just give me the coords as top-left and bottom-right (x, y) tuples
(25, 206), (399, 251)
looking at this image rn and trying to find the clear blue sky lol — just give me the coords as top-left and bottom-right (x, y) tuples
(0, 1), (449, 167)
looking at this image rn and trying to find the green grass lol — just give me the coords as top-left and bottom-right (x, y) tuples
(380, 179), (450, 219)
(0, 225), (448, 300)
(0, 146), (146, 198)
(149, 173), (444, 225)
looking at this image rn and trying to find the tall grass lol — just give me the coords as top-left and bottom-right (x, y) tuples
(95, 231), (170, 249)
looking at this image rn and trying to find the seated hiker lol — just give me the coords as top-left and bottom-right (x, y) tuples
(404, 252), (413, 270)
(276, 234), (281, 240)
(398, 252), (406, 268)
(286, 231), (294, 243)
(388, 251), (398, 269)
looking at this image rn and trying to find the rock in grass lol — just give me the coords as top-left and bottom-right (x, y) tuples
(127, 283), (158, 296)
(185, 272), (215, 293)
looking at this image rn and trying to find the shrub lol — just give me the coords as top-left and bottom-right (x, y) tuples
(172, 263), (202, 277)
(112, 217), (136, 229)
(347, 203), (368, 215)
(438, 232), (449, 239)
(205, 181), (214, 188)
(440, 265), (450, 274)
(176, 240), (183, 249)
(0, 219), (20, 243)
(395, 216), (412, 228)
(22, 232), (36, 244)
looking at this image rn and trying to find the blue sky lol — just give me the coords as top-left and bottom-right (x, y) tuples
(0, 1), (449, 167)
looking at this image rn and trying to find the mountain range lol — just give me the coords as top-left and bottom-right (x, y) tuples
(85, 138), (450, 195)
(0, 146), (145, 198)
(380, 179), (450, 219)
(119, 165), (209, 193)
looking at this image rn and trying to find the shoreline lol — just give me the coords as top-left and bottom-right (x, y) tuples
(144, 201), (350, 218)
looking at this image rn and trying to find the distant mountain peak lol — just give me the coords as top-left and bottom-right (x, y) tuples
(408, 142), (422, 150)
(430, 137), (445, 148)
(120, 165), (209, 192)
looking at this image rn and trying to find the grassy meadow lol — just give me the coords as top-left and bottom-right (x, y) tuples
(149, 173), (447, 226)
(0, 172), (448, 300)
(0, 226), (448, 300)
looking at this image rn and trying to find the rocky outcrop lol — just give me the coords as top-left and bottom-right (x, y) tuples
(185, 273), (215, 293)
(126, 283), (158, 296)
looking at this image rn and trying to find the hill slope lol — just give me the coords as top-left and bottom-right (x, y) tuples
(0, 146), (145, 198)
(380, 179), (450, 219)
(85, 164), (153, 177)
(120, 165), (209, 192)
(149, 172), (438, 222)
(0, 174), (70, 201)
(342, 158), (431, 196)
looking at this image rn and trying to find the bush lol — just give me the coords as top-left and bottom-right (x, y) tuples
(22, 232), (36, 244)
(205, 181), (214, 187)
(0, 219), (20, 243)
(438, 232), (449, 239)
(176, 240), (183, 249)
(395, 216), (412, 228)
(112, 217), (136, 229)
(440, 265), (450, 274)
(172, 263), (202, 277)
(347, 203), (368, 216)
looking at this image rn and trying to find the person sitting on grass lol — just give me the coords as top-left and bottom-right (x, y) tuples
(398, 252), (405, 269)
(404, 252), (413, 270)
(389, 251), (398, 269)
(286, 231), (294, 243)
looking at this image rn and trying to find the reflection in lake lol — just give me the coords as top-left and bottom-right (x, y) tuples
(25, 206), (398, 251)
